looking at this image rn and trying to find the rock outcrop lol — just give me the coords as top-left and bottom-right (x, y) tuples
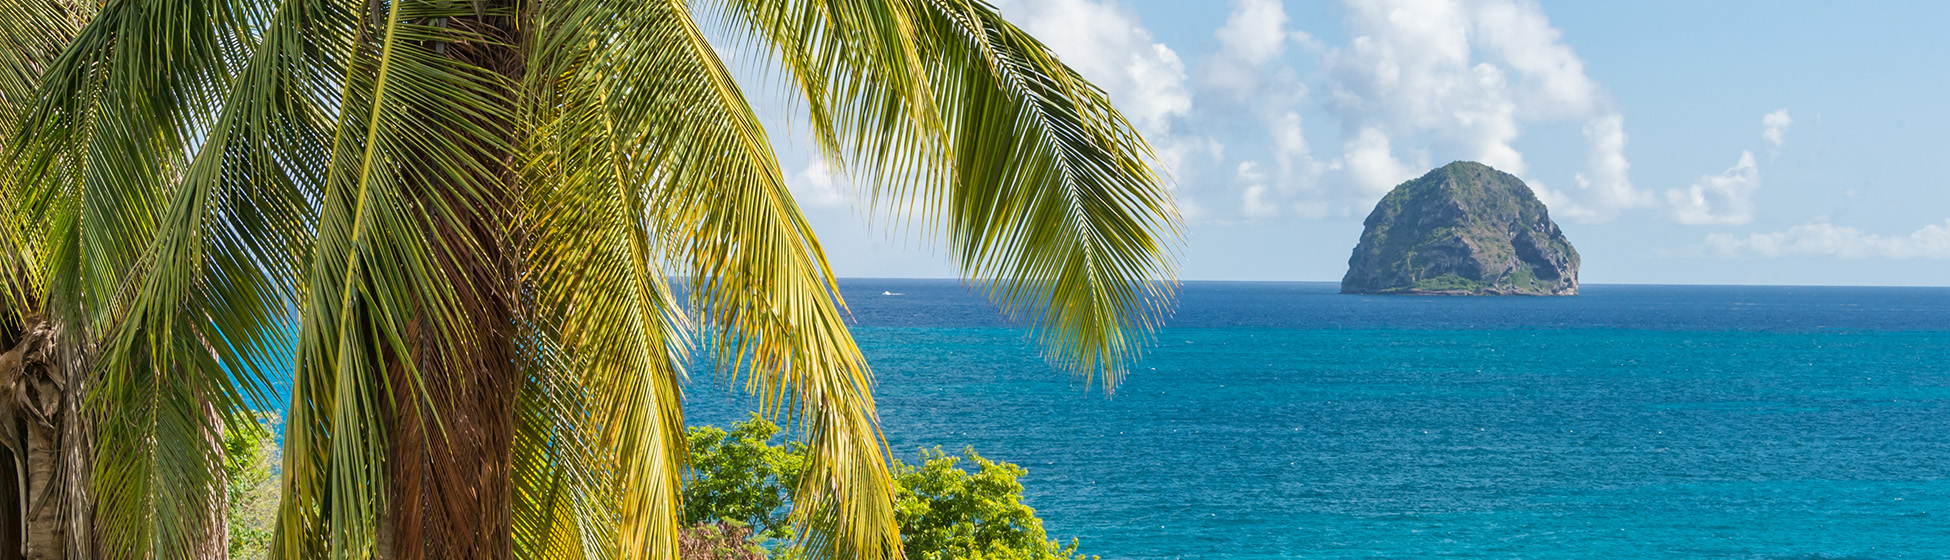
(1340, 161), (1579, 296)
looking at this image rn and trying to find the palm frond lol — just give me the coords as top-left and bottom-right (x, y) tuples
(90, 0), (334, 557)
(912, 0), (1179, 389)
(709, 0), (940, 181)
(0, 0), (85, 316)
(0, 1), (273, 556)
(723, 0), (1179, 390)
(0, 0), (87, 135)
(511, 332), (621, 560)
(517, 3), (697, 557)
(527, 2), (903, 558)
(273, 0), (518, 556)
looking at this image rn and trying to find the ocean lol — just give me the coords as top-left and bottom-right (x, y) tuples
(683, 280), (1950, 559)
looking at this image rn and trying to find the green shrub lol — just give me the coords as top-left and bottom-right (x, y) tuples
(683, 416), (1090, 560)
(894, 449), (1089, 560)
(224, 413), (281, 559)
(684, 415), (806, 546)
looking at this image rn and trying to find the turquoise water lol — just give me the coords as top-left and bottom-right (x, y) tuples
(685, 281), (1950, 559)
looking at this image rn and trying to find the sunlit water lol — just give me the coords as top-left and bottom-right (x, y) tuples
(685, 280), (1950, 559)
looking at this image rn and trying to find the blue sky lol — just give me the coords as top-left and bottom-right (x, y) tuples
(740, 0), (1950, 286)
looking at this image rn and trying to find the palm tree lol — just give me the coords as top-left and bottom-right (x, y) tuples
(0, 0), (1178, 559)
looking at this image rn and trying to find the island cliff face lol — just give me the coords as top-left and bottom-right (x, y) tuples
(1341, 161), (1580, 296)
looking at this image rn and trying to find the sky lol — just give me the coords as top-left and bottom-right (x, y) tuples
(729, 0), (1950, 286)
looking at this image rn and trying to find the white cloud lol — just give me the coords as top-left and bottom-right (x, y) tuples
(1762, 109), (1792, 147)
(1541, 115), (1647, 222)
(1202, 0), (1300, 98)
(1271, 111), (1323, 192)
(1237, 162), (1278, 218)
(1219, 0), (1290, 65)
(1706, 219), (1950, 259)
(1667, 151), (1760, 226)
(1469, 0), (1599, 119)
(1342, 127), (1418, 196)
(1321, 0), (1639, 218)
(1564, 115), (1650, 218)
(1002, 0), (1674, 227)
(992, 0), (1192, 139)
(790, 158), (847, 208)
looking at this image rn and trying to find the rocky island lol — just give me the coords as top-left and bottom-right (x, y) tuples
(1340, 161), (1579, 296)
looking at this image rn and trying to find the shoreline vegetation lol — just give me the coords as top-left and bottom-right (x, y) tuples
(679, 416), (1092, 560)
(221, 415), (1093, 560)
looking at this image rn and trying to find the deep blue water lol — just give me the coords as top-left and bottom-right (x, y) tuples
(684, 280), (1950, 559)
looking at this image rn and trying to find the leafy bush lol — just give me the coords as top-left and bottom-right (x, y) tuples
(223, 413), (281, 559)
(684, 416), (806, 546)
(680, 522), (770, 560)
(893, 449), (1089, 560)
(683, 416), (1090, 560)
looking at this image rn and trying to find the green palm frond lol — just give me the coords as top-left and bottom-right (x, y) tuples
(92, 0), (332, 557)
(523, 1), (899, 558)
(724, 0), (1179, 389)
(0, 0), (86, 137)
(635, 5), (901, 559)
(8, 0), (229, 326)
(914, 0), (1179, 389)
(712, 0), (941, 176)
(0, 0), (83, 315)
(3, 0), (273, 555)
(517, 2), (696, 556)
(512, 327), (621, 560)
(275, 0), (516, 556)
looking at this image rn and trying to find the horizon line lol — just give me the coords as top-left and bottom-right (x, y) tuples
(826, 277), (1950, 289)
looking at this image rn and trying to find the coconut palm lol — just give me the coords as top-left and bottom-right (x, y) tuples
(0, 0), (1177, 558)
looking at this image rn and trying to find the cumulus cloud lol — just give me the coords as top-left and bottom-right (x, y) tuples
(1706, 220), (1950, 259)
(1320, 0), (1646, 220)
(1542, 114), (1651, 221)
(1235, 112), (1332, 221)
(1202, 0), (1297, 97)
(1237, 162), (1278, 218)
(1658, 110), (1799, 226)
(1236, 111), (1330, 220)
(1342, 127), (1419, 196)
(994, 0), (1691, 227)
(790, 158), (847, 208)
(1219, 0), (1290, 65)
(1666, 151), (1761, 226)
(1271, 111), (1323, 191)
(992, 0), (1192, 139)
(1762, 109), (1793, 147)
(1469, 0), (1599, 119)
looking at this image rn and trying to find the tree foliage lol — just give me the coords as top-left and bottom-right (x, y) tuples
(893, 449), (1088, 560)
(223, 414), (281, 559)
(684, 415), (807, 544)
(684, 417), (1090, 560)
(679, 523), (771, 560)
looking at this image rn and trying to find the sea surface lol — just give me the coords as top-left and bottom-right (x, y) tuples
(683, 280), (1950, 559)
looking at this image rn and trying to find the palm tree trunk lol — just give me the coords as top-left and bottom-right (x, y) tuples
(380, 8), (523, 560)
(0, 316), (84, 560)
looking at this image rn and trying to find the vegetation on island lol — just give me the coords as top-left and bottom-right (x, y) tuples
(1341, 161), (1580, 296)
(682, 416), (1092, 560)
(0, 0), (1177, 558)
